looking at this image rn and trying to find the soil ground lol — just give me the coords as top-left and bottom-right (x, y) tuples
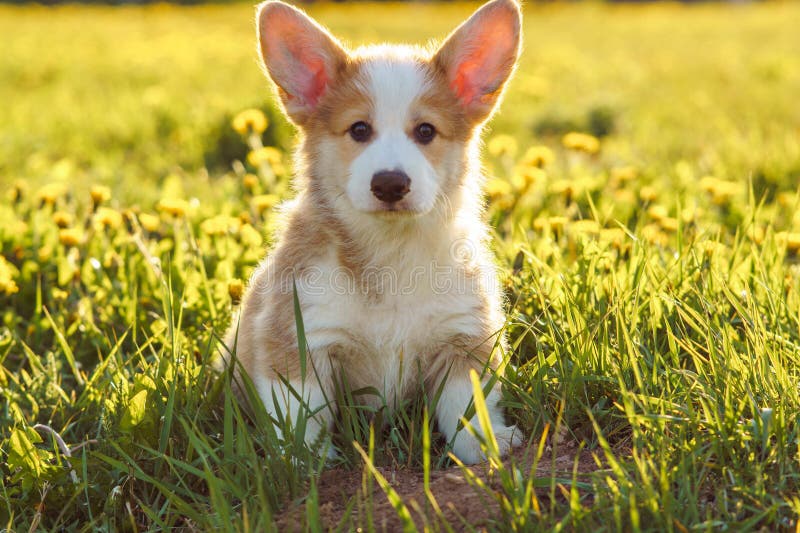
(275, 442), (601, 531)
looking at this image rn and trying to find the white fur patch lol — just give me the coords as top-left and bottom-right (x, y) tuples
(345, 49), (440, 214)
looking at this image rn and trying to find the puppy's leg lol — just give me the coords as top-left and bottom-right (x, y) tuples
(255, 356), (336, 454)
(430, 352), (523, 465)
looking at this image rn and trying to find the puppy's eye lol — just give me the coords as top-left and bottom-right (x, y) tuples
(414, 123), (436, 144)
(349, 121), (372, 142)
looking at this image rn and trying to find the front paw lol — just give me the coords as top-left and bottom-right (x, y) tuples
(451, 424), (524, 465)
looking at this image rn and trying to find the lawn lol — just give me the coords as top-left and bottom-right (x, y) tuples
(2, 1), (800, 530)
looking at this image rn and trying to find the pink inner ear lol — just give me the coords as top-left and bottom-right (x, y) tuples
(299, 58), (329, 107)
(282, 50), (329, 107)
(449, 14), (516, 108)
(452, 54), (491, 104)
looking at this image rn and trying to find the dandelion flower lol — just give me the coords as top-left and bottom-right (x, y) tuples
(240, 223), (263, 247)
(599, 228), (628, 249)
(252, 194), (280, 213)
(513, 165), (546, 188)
(0, 256), (20, 296)
(53, 211), (74, 229)
(243, 173), (259, 191)
(680, 207), (702, 223)
(699, 176), (738, 205)
(157, 198), (190, 218)
(571, 219), (600, 235)
(700, 241), (727, 258)
(639, 186), (658, 202)
(647, 205), (669, 221)
(485, 178), (512, 198)
(232, 109), (268, 135)
(562, 132), (600, 154)
(549, 179), (575, 198)
(228, 279), (245, 304)
(90, 185), (111, 205)
(611, 166), (637, 182)
(201, 215), (241, 237)
(7, 180), (27, 204)
(487, 135), (518, 158)
(247, 147), (283, 168)
(36, 183), (67, 205)
(522, 145), (554, 168)
(139, 213), (160, 232)
(776, 232), (800, 252)
(59, 228), (83, 247)
(93, 207), (123, 229)
(533, 216), (569, 232)
(659, 217), (680, 232)
(641, 223), (667, 246)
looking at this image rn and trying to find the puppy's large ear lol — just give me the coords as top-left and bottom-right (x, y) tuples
(257, 1), (347, 125)
(433, 0), (521, 124)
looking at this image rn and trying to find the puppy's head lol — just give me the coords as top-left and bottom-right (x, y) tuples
(256, 0), (521, 217)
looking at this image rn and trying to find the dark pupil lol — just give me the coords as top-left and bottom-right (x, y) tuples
(417, 123), (435, 143)
(350, 122), (371, 142)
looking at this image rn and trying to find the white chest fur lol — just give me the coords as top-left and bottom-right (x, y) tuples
(294, 246), (498, 402)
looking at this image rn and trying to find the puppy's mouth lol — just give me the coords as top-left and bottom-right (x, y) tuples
(369, 201), (425, 217)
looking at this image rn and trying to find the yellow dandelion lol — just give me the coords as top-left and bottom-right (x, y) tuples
(647, 205), (669, 221)
(611, 166), (637, 182)
(7, 180), (27, 204)
(53, 211), (74, 229)
(240, 223), (263, 248)
(549, 179), (574, 197)
(533, 216), (569, 232)
(639, 186), (658, 202)
(0, 256), (20, 296)
(247, 147), (283, 168)
(485, 178), (513, 199)
(228, 279), (245, 304)
(680, 207), (702, 223)
(232, 109), (268, 136)
(641, 223), (668, 246)
(699, 176), (739, 205)
(201, 215), (241, 237)
(570, 220), (601, 235)
(139, 213), (160, 232)
(776, 232), (800, 252)
(36, 183), (67, 205)
(243, 173), (259, 191)
(52, 288), (68, 302)
(157, 198), (190, 218)
(613, 189), (637, 206)
(562, 132), (600, 154)
(487, 135), (518, 158)
(599, 228), (628, 249)
(93, 207), (123, 229)
(700, 241), (727, 258)
(522, 145), (554, 168)
(90, 185), (111, 205)
(513, 165), (546, 188)
(59, 228), (83, 247)
(252, 194), (280, 213)
(659, 217), (680, 233)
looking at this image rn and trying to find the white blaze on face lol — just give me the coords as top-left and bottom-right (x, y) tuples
(346, 49), (440, 214)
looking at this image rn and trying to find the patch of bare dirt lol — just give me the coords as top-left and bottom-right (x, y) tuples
(275, 443), (602, 531)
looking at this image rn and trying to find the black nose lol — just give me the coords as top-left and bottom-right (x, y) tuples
(371, 170), (411, 203)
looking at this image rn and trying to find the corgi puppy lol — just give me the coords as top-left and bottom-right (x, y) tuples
(223, 0), (523, 464)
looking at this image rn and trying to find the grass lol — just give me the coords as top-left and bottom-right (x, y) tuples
(2, 1), (800, 531)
